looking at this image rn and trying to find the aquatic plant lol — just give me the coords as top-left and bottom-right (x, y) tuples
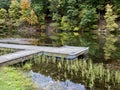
(23, 63), (32, 71)
(14, 54), (120, 89)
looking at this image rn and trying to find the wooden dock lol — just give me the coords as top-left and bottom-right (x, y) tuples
(0, 43), (89, 66)
(0, 38), (33, 45)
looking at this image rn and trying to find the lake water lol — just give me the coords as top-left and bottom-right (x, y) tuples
(30, 31), (120, 89)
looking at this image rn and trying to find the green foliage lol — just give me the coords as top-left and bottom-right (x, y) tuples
(52, 13), (61, 22)
(0, 0), (10, 10)
(0, 8), (7, 26)
(103, 4), (118, 60)
(9, 0), (20, 20)
(103, 35), (117, 60)
(80, 8), (98, 30)
(23, 63), (32, 71)
(31, 0), (47, 25)
(8, 0), (20, 31)
(104, 4), (118, 31)
(1, 0), (120, 31)
(0, 0), (20, 37)
(112, 0), (120, 18)
(29, 55), (120, 89)
(0, 8), (8, 37)
(48, 0), (98, 31)
(0, 8), (8, 19)
(32, 3), (45, 25)
(67, 6), (79, 17)
(60, 16), (72, 30)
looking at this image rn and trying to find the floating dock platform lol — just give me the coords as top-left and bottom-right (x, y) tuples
(0, 41), (89, 66)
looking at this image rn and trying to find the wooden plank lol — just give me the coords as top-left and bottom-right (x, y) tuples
(0, 43), (88, 55)
(0, 38), (33, 45)
(0, 43), (54, 50)
(0, 50), (40, 63)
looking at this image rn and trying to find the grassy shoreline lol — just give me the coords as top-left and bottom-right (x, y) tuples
(0, 67), (37, 90)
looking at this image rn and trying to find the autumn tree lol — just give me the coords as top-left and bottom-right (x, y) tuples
(20, 0), (31, 23)
(27, 9), (38, 25)
(20, 0), (38, 25)
(103, 4), (118, 60)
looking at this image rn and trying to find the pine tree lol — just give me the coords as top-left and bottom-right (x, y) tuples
(0, 8), (8, 37)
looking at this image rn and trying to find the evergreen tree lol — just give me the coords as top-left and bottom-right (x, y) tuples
(0, 8), (8, 37)
(104, 4), (118, 32)
(103, 4), (118, 60)
(9, 0), (20, 20)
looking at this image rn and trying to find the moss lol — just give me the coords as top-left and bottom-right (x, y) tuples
(0, 67), (37, 90)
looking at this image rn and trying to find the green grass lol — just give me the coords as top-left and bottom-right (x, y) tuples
(0, 67), (37, 90)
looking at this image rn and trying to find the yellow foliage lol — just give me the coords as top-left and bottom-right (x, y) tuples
(61, 16), (71, 30)
(104, 4), (118, 31)
(10, 0), (19, 8)
(103, 35), (117, 60)
(20, 0), (30, 9)
(27, 9), (38, 25)
(103, 4), (118, 60)
(20, 0), (38, 25)
(0, 8), (8, 19)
